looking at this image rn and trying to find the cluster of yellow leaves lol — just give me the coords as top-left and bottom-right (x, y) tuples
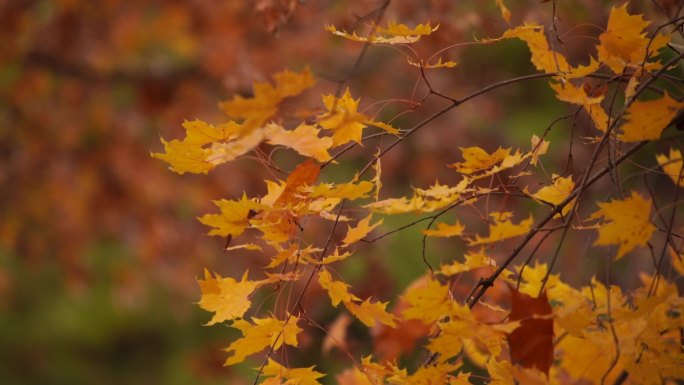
(156, 2), (684, 384)
(486, 4), (683, 141)
(153, 68), (399, 174)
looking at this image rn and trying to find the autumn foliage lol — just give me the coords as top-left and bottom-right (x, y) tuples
(151, 1), (684, 384)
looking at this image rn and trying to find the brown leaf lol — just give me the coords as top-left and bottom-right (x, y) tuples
(506, 284), (554, 376)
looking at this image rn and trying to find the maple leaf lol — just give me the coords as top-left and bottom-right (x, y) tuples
(423, 220), (465, 237)
(264, 122), (333, 162)
(469, 212), (533, 246)
(326, 21), (438, 45)
(590, 191), (656, 259)
(345, 298), (397, 328)
(401, 277), (453, 324)
(529, 135), (549, 166)
(318, 88), (399, 147)
(482, 23), (599, 78)
(440, 249), (494, 276)
(153, 120), (261, 174)
(506, 285), (554, 376)
(224, 316), (302, 365)
(597, 4), (670, 74)
(199, 194), (263, 237)
(427, 319), (472, 361)
(197, 269), (260, 325)
(529, 174), (575, 217)
(549, 81), (609, 132)
(318, 248), (352, 265)
(656, 148), (684, 187)
(219, 67), (315, 130)
(617, 92), (684, 142)
(342, 213), (383, 245)
(449, 146), (511, 175)
(309, 180), (374, 200)
(318, 269), (360, 306)
(450, 146), (530, 180)
(262, 358), (325, 385)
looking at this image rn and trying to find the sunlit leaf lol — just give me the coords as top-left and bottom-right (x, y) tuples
(469, 212), (533, 246)
(618, 92), (684, 142)
(342, 213), (383, 245)
(224, 316), (302, 365)
(597, 4), (670, 74)
(265, 122), (333, 162)
(198, 269), (260, 325)
(590, 191), (655, 259)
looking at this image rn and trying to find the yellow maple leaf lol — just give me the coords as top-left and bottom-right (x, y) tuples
(309, 180), (374, 200)
(318, 88), (398, 147)
(197, 270), (260, 325)
(342, 213), (383, 245)
(427, 320), (472, 361)
(590, 191), (655, 259)
(318, 269), (360, 306)
(402, 277), (453, 324)
(482, 23), (599, 79)
(450, 148), (528, 181)
(219, 67), (315, 130)
(153, 120), (262, 174)
(529, 135), (550, 166)
(199, 194), (262, 237)
(656, 148), (684, 187)
(469, 212), (533, 246)
(530, 174), (575, 218)
(549, 81), (609, 132)
(440, 249), (494, 276)
(414, 179), (470, 200)
(618, 92), (683, 142)
(597, 4), (670, 74)
(264, 122), (333, 162)
(423, 220), (465, 237)
(326, 21), (438, 45)
(262, 359), (325, 385)
(318, 248), (352, 265)
(450, 146), (511, 175)
(224, 316), (302, 365)
(345, 298), (397, 327)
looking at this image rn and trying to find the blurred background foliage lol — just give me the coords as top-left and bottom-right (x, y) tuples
(0, 0), (678, 383)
